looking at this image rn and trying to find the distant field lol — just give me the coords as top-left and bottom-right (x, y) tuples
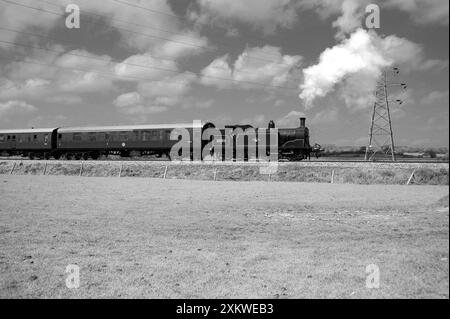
(0, 175), (448, 298)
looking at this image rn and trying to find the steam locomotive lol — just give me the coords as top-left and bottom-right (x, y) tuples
(0, 117), (313, 161)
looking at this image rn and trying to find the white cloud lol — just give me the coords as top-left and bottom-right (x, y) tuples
(137, 72), (197, 98)
(200, 46), (302, 90)
(55, 50), (113, 70)
(0, 78), (50, 100)
(113, 91), (168, 116)
(151, 31), (209, 59)
(114, 54), (178, 80)
(58, 72), (113, 93)
(114, 72), (198, 117)
(199, 55), (234, 89)
(113, 92), (143, 108)
(0, 100), (36, 117)
(1, 48), (116, 97)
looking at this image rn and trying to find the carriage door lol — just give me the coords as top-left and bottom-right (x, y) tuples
(51, 130), (58, 149)
(43, 133), (49, 147)
(105, 133), (111, 150)
(11, 135), (16, 150)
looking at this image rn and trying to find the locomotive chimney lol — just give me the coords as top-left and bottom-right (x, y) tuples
(300, 117), (306, 128)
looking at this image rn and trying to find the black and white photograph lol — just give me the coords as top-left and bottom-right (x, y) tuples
(0, 0), (448, 306)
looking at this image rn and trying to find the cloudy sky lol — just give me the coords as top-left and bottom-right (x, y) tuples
(0, 0), (448, 146)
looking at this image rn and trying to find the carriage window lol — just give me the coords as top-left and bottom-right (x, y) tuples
(11, 135), (16, 141)
(119, 132), (128, 141)
(151, 131), (161, 141)
(7, 135), (10, 141)
(142, 132), (150, 141)
(88, 133), (97, 142)
(58, 134), (62, 139)
(27, 136), (31, 142)
(18, 136), (22, 143)
(0, 135), (4, 142)
(73, 133), (82, 141)
(44, 134), (49, 143)
(105, 133), (111, 141)
(33, 135), (37, 141)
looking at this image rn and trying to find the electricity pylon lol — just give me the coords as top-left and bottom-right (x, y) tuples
(365, 67), (407, 161)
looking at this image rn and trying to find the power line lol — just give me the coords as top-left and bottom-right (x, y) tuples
(112, 0), (182, 21)
(0, 41), (299, 91)
(35, 0), (203, 44)
(110, 0), (288, 60)
(0, 26), (287, 79)
(0, 0), (205, 49)
(1, 0), (296, 66)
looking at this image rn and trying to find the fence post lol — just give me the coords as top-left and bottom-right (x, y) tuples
(79, 163), (83, 177)
(406, 169), (416, 185)
(9, 162), (16, 175)
(213, 168), (218, 181)
(43, 163), (48, 176)
(331, 170), (335, 184)
(163, 165), (168, 179)
(119, 164), (123, 178)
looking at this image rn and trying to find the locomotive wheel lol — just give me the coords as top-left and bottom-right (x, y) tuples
(66, 153), (72, 160)
(44, 153), (50, 160)
(28, 152), (34, 160)
(82, 153), (89, 161)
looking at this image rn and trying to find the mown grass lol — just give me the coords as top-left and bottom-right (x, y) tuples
(0, 176), (448, 298)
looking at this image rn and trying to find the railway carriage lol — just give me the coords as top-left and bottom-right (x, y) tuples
(56, 122), (215, 160)
(0, 128), (58, 159)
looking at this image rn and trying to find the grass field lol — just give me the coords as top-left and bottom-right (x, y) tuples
(0, 175), (448, 298)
